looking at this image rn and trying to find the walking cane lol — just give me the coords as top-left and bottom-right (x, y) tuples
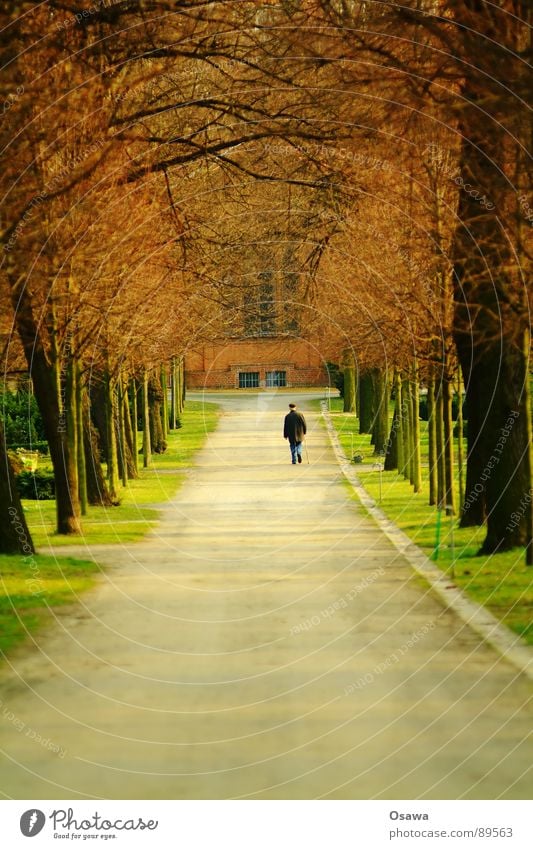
(305, 440), (310, 464)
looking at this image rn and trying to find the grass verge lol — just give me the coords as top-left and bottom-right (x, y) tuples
(24, 400), (220, 548)
(319, 397), (532, 645)
(0, 401), (220, 658)
(0, 554), (99, 656)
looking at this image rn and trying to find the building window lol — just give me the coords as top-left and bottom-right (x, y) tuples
(238, 372), (259, 388)
(266, 370), (287, 388)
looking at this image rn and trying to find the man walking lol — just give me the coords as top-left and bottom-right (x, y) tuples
(283, 403), (307, 464)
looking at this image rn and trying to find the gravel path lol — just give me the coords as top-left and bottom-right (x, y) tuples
(0, 391), (531, 799)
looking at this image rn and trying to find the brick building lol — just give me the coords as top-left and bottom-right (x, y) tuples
(185, 336), (328, 389)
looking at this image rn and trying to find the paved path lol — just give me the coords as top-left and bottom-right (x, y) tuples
(0, 391), (531, 799)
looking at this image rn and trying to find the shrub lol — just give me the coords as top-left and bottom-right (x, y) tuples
(8, 440), (49, 454)
(419, 394), (465, 422)
(16, 469), (55, 500)
(1, 389), (46, 447)
(7, 450), (25, 475)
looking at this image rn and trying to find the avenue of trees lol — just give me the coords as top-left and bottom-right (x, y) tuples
(0, 1), (531, 564)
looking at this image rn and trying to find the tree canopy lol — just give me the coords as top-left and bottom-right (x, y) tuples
(0, 0), (531, 559)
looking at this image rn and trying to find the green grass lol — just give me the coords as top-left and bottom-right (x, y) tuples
(23, 400), (220, 549)
(0, 401), (220, 659)
(319, 397), (533, 645)
(0, 554), (99, 656)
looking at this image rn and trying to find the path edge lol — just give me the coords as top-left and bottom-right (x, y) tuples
(321, 402), (533, 682)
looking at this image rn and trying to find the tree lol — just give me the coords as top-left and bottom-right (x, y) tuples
(447, 1), (532, 552)
(0, 421), (35, 555)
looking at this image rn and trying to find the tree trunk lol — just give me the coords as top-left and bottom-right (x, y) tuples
(343, 363), (356, 414)
(435, 378), (446, 509)
(523, 330), (533, 565)
(105, 372), (119, 501)
(89, 379), (109, 463)
(454, 196), (529, 543)
(427, 374), (437, 506)
(17, 313), (81, 534)
(443, 371), (455, 515)
(395, 373), (405, 477)
(170, 358), (177, 430)
(173, 357), (183, 425)
(161, 364), (168, 438)
(479, 344), (531, 554)
(403, 378), (413, 484)
(411, 374), (422, 493)
(401, 378), (410, 481)
(142, 370), (151, 468)
(130, 378), (139, 470)
(122, 380), (138, 479)
(0, 421), (35, 554)
(82, 399), (115, 507)
(384, 404), (398, 471)
(117, 374), (127, 488)
(371, 368), (389, 455)
(149, 372), (167, 454)
(64, 352), (80, 521)
(358, 372), (373, 434)
(76, 366), (88, 516)
(452, 1), (531, 552)
(456, 372), (465, 517)
(180, 358), (186, 412)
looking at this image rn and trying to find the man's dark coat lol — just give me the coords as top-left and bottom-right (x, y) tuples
(283, 409), (307, 443)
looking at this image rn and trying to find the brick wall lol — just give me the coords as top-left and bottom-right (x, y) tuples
(185, 338), (328, 389)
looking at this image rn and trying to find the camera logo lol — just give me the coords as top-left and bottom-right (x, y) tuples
(20, 809), (46, 837)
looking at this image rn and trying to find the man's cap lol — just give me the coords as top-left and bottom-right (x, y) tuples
(289, 403), (296, 408)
